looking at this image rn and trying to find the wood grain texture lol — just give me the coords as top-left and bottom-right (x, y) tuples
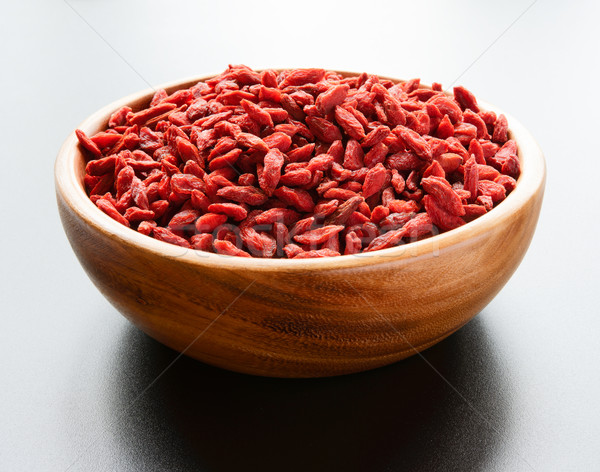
(55, 72), (546, 377)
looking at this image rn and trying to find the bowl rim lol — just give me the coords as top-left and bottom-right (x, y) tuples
(55, 71), (546, 272)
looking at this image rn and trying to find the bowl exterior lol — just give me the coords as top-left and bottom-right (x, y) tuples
(56, 71), (545, 377)
(56, 184), (543, 377)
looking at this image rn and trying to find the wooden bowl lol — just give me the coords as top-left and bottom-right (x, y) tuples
(55, 73), (546, 377)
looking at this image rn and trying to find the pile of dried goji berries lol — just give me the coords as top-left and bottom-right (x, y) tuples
(76, 65), (520, 258)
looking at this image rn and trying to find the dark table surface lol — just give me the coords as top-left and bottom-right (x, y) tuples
(2, 1), (599, 470)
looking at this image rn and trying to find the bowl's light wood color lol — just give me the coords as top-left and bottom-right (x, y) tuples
(55, 73), (545, 377)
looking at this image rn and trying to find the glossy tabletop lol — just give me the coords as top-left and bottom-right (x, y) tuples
(1, 1), (599, 470)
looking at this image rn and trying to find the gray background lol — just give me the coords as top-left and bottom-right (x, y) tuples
(2, 0), (599, 470)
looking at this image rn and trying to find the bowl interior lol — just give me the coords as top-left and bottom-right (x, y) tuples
(56, 71), (546, 271)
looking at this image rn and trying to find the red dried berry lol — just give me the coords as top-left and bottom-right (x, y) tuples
(293, 225), (345, 245)
(208, 203), (248, 221)
(293, 248), (341, 259)
(493, 114), (509, 143)
(96, 198), (129, 227)
(168, 209), (200, 230)
(280, 68), (325, 87)
(421, 176), (465, 216)
(217, 186), (268, 206)
(394, 125), (432, 161)
(316, 84), (349, 115)
(464, 157), (479, 203)
(362, 164), (387, 199)
(273, 186), (315, 212)
(195, 213), (228, 233)
(334, 106), (366, 140)
(362, 142), (387, 168)
(81, 66), (518, 258)
(153, 227), (191, 248)
(453, 86), (480, 112)
(306, 116), (343, 143)
(254, 208), (300, 226)
(423, 195), (465, 231)
(214, 239), (251, 257)
(259, 148), (285, 196)
(190, 233), (214, 251)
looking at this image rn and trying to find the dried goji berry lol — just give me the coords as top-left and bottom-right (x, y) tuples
(96, 198), (129, 227)
(421, 176), (465, 216)
(365, 228), (406, 252)
(208, 203), (247, 221)
(217, 186), (268, 206)
(492, 114), (508, 143)
(362, 163), (387, 198)
(195, 213), (228, 233)
(428, 95), (462, 124)
(477, 180), (506, 203)
(495, 174), (517, 193)
(190, 233), (213, 251)
(138, 220), (157, 236)
(313, 199), (340, 219)
(236, 132), (269, 152)
(343, 139), (364, 170)
(334, 106), (366, 140)
(259, 148), (285, 196)
(362, 125), (391, 148)
(387, 199), (419, 214)
(280, 68), (325, 87)
(280, 168), (312, 186)
(423, 160), (445, 179)
(323, 188), (360, 200)
(81, 66), (519, 258)
(263, 132), (292, 152)
(423, 195), (465, 231)
(324, 196), (364, 225)
(171, 173), (206, 195)
(380, 212), (414, 231)
(293, 225), (344, 245)
(254, 208), (300, 226)
(316, 84), (349, 115)
(168, 209), (199, 231)
(85, 155), (116, 176)
(364, 142), (389, 168)
(108, 106), (132, 128)
(273, 186), (315, 212)
(287, 143), (315, 163)
(214, 239), (251, 257)
(208, 148), (242, 171)
(453, 86), (480, 113)
(76, 129), (104, 158)
(393, 125), (432, 161)
(463, 110), (489, 140)
(293, 248), (340, 258)
(306, 116), (342, 143)
(153, 227), (191, 248)
(464, 157), (479, 203)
